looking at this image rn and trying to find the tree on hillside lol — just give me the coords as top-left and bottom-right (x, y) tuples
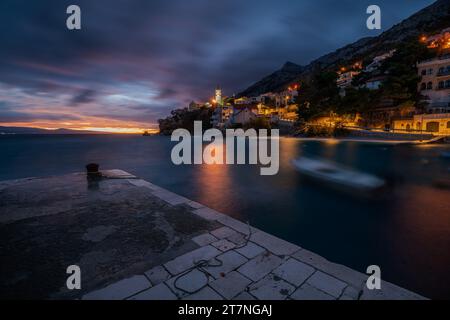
(379, 39), (435, 105)
(296, 71), (339, 121)
(297, 38), (437, 124)
(338, 87), (380, 115)
(158, 107), (213, 135)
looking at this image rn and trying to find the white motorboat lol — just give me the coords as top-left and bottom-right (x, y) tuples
(292, 157), (385, 192)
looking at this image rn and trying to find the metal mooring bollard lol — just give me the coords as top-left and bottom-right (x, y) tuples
(86, 163), (100, 177)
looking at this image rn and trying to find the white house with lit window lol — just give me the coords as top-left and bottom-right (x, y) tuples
(418, 55), (450, 113)
(364, 50), (396, 73)
(393, 113), (450, 135)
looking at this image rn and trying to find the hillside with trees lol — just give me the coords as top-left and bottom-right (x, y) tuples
(158, 107), (213, 135)
(296, 39), (438, 126)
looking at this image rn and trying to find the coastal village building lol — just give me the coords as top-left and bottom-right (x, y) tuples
(364, 76), (387, 90)
(230, 105), (258, 126)
(214, 86), (223, 106)
(418, 55), (450, 113)
(211, 105), (232, 128)
(337, 71), (359, 88)
(365, 101), (414, 130)
(235, 96), (264, 105)
(211, 84), (300, 128)
(387, 54), (450, 134)
(421, 27), (450, 50)
(210, 86), (232, 128)
(392, 55), (450, 135)
(336, 70), (360, 96)
(393, 113), (450, 135)
(363, 50), (396, 73)
(188, 101), (201, 110)
(236, 88), (298, 108)
(276, 88), (299, 107)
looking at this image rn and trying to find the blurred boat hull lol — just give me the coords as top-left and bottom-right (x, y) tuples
(292, 157), (385, 195)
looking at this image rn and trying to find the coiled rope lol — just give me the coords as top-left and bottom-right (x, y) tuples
(173, 221), (253, 296)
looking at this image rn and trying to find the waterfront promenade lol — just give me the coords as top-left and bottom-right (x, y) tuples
(0, 170), (426, 300)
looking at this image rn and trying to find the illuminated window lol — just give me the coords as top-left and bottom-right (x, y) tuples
(426, 122), (439, 132)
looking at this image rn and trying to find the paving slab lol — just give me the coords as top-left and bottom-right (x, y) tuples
(233, 292), (256, 300)
(144, 265), (171, 286)
(217, 215), (257, 235)
(306, 271), (347, 298)
(82, 275), (150, 300)
(101, 170), (136, 179)
(272, 258), (315, 287)
(211, 226), (239, 239)
(248, 274), (295, 300)
(360, 280), (426, 300)
(183, 286), (224, 300)
(340, 286), (361, 300)
(237, 253), (283, 282)
(250, 231), (300, 256)
(192, 207), (225, 221)
(152, 189), (189, 205)
(211, 239), (236, 252)
(204, 250), (248, 279)
(234, 242), (266, 259)
(127, 179), (162, 191)
(164, 245), (222, 275)
(192, 233), (219, 246)
(292, 249), (366, 289)
(209, 271), (252, 300)
(226, 232), (247, 245)
(128, 283), (177, 300)
(290, 283), (335, 300)
(165, 269), (211, 298)
(185, 200), (205, 209)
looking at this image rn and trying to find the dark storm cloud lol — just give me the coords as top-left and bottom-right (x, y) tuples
(70, 88), (97, 106)
(0, 101), (82, 122)
(0, 0), (436, 125)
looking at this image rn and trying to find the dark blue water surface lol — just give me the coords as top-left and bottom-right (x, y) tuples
(1, 134), (450, 299)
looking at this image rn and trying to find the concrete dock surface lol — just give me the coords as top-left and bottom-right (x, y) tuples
(0, 170), (426, 300)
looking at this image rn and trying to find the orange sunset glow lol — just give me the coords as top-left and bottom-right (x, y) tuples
(1, 119), (159, 134)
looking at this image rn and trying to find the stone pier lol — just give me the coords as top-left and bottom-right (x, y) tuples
(0, 170), (426, 300)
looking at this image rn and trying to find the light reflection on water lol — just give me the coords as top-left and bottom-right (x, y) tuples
(1, 134), (449, 299)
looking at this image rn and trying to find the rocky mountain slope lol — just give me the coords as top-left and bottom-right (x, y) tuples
(238, 0), (450, 97)
(238, 61), (305, 97)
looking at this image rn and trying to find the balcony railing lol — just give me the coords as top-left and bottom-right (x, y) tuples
(437, 70), (450, 77)
(418, 113), (450, 120)
(418, 54), (450, 65)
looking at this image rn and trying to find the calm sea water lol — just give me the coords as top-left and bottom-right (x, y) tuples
(1, 134), (450, 299)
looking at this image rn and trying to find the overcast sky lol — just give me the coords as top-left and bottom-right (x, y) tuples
(0, 0), (436, 131)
